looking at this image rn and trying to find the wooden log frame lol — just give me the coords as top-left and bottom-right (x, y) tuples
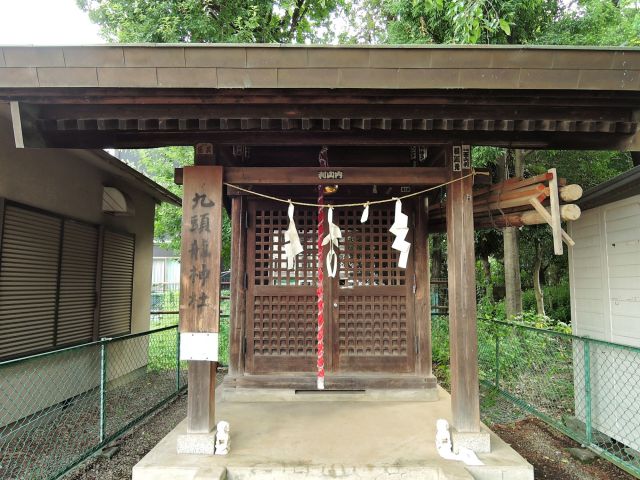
(429, 169), (583, 250)
(446, 145), (481, 434)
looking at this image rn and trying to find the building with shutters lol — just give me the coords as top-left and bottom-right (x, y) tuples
(0, 102), (180, 425)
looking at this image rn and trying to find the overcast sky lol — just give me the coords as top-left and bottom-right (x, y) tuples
(0, 0), (103, 45)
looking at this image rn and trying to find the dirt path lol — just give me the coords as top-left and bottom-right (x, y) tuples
(494, 417), (635, 480)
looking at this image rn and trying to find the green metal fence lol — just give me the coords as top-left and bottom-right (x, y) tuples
(433, 316), (640, 479)
(150, 281), (231, 365)
(0, 326), (186, 480)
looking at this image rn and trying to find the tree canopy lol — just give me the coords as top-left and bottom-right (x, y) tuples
(78, 0), (340, 43)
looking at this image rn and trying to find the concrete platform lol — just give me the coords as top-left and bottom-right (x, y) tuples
(133, 387), (533, 480)
(220, 387), (440, 403)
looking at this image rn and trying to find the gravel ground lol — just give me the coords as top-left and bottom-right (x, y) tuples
(63, 372), (223, 480)
(494, 417), (636, 480)
(63, 392), (189, 480)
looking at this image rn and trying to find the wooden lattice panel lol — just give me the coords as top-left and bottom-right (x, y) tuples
(253, 294), (317, 356)
(337, 295), (408, 356)
(254, 206), (318, 286)
(336, 207), (406, 287)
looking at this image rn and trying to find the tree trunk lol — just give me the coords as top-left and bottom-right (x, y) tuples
(431, 235), (443, 280)
(533, 243), (545, 316)
(480, 255), (493, 300)
(502, 149), (524, 319)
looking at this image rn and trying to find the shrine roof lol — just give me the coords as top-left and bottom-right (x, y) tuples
(0, 44), (639, 91)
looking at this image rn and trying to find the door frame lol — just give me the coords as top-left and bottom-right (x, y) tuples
(243, 198), (419, 376)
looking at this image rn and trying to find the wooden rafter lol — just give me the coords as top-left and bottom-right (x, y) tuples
(174, 166), (449, 186)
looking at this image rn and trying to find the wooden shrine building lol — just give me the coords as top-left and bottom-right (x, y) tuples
(1, 44), (639, 450)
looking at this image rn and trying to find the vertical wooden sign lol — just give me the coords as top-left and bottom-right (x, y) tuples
(179, 166), (223, 335)
(178, 165), (223, 435)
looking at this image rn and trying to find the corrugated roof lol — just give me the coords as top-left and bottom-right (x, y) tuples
(579, 165), (640, 210)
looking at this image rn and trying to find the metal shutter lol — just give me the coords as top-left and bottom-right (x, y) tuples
(0, 205), (62, 358)
(56, 220), (99, 346)
(99, 230), (135, 338)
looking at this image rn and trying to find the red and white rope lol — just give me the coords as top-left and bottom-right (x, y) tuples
(316, 147), (329, 390)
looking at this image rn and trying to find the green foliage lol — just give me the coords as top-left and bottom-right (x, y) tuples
(527, 150), (633, 190)
(522, 283), (571, 324)
(136, 147), (191, 253)
(431, 315), (451, 388)
(78, 0), (341, 43)
(535, 0), (640, 46)
(380, 0), (558, 44)
(134, 146), (232, 268)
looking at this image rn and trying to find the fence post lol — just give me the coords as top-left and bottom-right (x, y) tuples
(583, 338), (592, 444)
(99, 339), (107, 444)
(495, 334), (500, 389)
(176, 328), (181, 392)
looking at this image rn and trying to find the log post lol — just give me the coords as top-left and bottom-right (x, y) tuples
(229, 195), (247, 378)
(414, 197), (432, 378)
(446, 145), (486, 450)
(179, 164), (223, 436)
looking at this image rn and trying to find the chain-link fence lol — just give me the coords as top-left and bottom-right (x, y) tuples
(0, 326), (186, 480)
(433, 315), (640, 478)
(150, 279), (231, 365)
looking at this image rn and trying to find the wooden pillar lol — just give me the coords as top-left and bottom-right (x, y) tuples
(414, 197), (432, 377)
(228, 195), (247, 377)
(179, 164), (223, 434)
(446, 144), (481, 433)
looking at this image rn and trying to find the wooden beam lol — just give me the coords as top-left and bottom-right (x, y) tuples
(446, 145), (481, 434)
(39, 128), (634, 151)
(179, 165), (224, 434)
(175, 166), (449, 186)
(548, 168), (563, 255)
(414, 197), (432, 378)
(529, 197), (575, 247)
(228, 195), (247, 377)
(187, 361), (216, 434)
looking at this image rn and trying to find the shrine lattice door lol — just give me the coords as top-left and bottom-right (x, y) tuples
(245, 201), (319, 374)
(245, 200), (416, 375)
(332, 206), (416, 373)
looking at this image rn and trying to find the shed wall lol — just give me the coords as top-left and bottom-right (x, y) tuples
(569, 194), (640, 451)
(0, 105), (156, 427)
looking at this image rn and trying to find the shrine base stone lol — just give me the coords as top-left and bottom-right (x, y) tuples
(451, 428), (491, 454)
(177, 432), (217, 455)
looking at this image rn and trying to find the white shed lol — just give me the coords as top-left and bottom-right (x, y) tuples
(568, 165), (640, 451)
